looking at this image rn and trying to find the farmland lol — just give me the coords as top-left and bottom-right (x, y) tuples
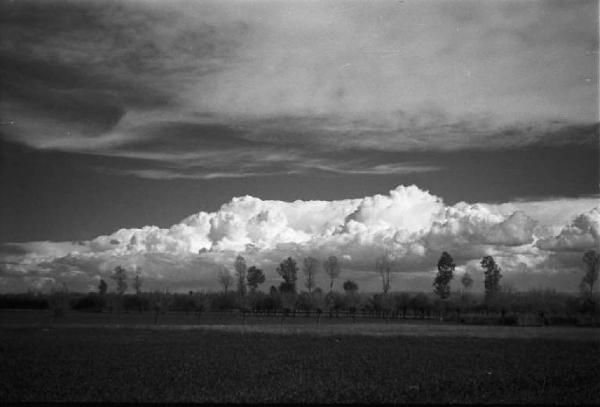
(1, 315), (599, 403)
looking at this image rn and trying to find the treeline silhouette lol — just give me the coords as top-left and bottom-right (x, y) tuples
(1, 250), (598, 327)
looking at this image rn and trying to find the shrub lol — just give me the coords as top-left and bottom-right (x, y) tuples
(169, 293), (196, 312)
(393, 293), (411, 318)
(325, 291), (345, 316)
(210, 292), (238, 311)
(122, 295), (150, 312)
(410, 293), (431, 318)
(70, 294), (105, 312)
(295, 292), (313, 313)
(0, 293), (49, 310)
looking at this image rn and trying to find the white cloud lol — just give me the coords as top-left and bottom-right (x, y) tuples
(491, 197), (599, 235)
(536, 207), (599, 252)
(2, 184), (597, 292)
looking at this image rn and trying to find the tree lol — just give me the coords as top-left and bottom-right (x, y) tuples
(277, 257), (298, 293)
(433, 252), (455, 299)
(49, 282), (69, 320)
(247, 266), (266, 292)
(98, 279), (107, 295)
(234, 255), (247, 296)
(325, 291), (345, 317)
(133, 270), (143, 296)
(295, 291), (313, 316)
(375, 255), (392, 295)
(150, 289), (172, 325)
(394, 293), (411, 319)
(303, 257), (319, 294)
(111, 266), (128, 295)
(323, 255), (341, 292)
(481, 256), (502, 300)
(461, 272), (474, 291)
(580, 250), (599, 294)
(410, 292), (431, 318)
(342, 280), (358, 293)
(371, 293), (394, 320)
(311, 287), (326, 323)
(217, 267), (234, 293)
(342, 281), (359, 321)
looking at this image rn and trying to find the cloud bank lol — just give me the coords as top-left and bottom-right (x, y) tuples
(1, 185), (597, 293)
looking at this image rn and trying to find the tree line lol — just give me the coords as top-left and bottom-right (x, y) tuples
(1, 250), (597, 326)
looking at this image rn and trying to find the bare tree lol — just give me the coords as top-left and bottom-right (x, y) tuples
(343, 280), (359, 322)
(303, 257), (319, 294)
(151, 289), (172, 325)
(234, 255), (247, 296)
(133, 269), (143, 296)
(217, 267), (234, 293)
(323, 255), (341, 292)
(581, 250), (599, 294)
(375, 255), (392, 295)
(311, 287), (325, 324)
(111, 266), (128, 295)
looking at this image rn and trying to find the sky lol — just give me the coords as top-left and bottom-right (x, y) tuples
(0, 0), (598, 293)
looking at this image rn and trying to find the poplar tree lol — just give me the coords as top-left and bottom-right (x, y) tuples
(277, 257), (298, 293)
(433, 252), (455, 299)
(111, 266), (128, 295)
(481, 256), (502, 300)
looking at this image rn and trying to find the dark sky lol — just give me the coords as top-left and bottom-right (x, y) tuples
(1, 138), (597, 242)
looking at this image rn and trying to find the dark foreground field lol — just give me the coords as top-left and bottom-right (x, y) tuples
(1, 325), (599, 403)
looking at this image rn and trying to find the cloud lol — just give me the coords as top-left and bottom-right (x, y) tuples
(2, 184), (597, 292)
(536, 207), (599, 252)
(1, 0), (597, 180)
(185, 0), (597, 123)
(491, 196), (600, 234)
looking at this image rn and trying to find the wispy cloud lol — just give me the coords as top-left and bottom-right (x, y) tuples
(1, 0), (597, 180)
(103, 168), (296, 181)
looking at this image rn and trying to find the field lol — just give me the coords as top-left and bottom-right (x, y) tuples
(1, 311), (599, 403)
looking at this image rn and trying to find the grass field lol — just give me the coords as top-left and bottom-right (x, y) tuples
(2, 309), (599, 341)
(1, 316), (599, 403)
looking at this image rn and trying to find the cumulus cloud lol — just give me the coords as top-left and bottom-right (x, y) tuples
(536, 207), (599, 252)
(2, 184), (596, 292)
(491, 197), (600, 235)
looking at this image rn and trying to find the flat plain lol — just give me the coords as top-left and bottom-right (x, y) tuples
(1, 311), (599, 403)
